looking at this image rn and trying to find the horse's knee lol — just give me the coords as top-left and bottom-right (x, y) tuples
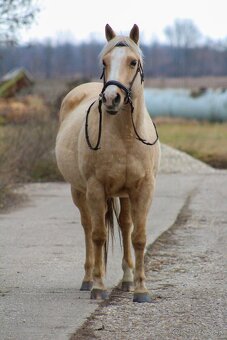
(92, 230), (107, 247)
(132, 239), (146, 251)
(132, 232), (146, 251)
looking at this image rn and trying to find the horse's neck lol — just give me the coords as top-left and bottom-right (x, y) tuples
(130, 92), (146, 126)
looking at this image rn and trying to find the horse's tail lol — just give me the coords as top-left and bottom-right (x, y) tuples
(104, 198), (121, 268)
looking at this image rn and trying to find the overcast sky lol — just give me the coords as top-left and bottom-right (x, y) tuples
(21, 0), (227, 44)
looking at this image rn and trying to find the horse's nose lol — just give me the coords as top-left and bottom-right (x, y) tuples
(102, 93), (107, 104)
(102, 91), (121, 108)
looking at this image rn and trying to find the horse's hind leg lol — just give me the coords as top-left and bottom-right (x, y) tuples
(119, 198), (134, 291)
(71, 187), (94, 291)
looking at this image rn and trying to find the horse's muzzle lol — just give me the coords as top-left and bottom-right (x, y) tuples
(101, 91), (121, 115)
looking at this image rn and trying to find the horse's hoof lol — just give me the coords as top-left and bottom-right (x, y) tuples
(90, 288), (108, 300)
(133, 292), (152, 303)
(121, 281), (134, 292)
(80, 281), (93, 291)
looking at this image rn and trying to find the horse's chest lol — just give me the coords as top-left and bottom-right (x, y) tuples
(94, 151), (148, 196)
(125, 153), (147, 185)
(95, 154), (126, 192)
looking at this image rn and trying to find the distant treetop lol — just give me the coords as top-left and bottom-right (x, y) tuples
(0, 0), (39, 45)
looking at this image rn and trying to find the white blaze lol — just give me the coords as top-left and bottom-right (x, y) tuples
(105, 48), (127, 100)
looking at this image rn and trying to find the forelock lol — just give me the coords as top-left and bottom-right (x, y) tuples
(99, 36), (143, 64)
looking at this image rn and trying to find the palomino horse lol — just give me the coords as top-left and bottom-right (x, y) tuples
(55, 24), (160, 303)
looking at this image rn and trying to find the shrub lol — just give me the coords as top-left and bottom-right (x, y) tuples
(0, 109), (62, 208)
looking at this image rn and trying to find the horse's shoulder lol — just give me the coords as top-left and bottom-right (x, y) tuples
(59, 82), (102, 122)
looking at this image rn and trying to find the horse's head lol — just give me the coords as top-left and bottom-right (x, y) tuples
(100, 24), (144, 115)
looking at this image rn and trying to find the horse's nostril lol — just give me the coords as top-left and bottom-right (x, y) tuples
(113, 93), (120, 105)
(102, 93), (106, 103)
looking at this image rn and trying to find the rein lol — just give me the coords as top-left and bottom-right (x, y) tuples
(85, 49), (159, 150)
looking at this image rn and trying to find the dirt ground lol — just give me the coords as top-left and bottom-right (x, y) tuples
(71, 173), (227, 340)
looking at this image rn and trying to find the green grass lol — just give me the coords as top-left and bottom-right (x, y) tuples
(156, 119), (227, 168)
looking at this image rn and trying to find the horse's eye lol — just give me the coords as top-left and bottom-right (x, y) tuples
(102, 60), (106, 66)
(130, 60), (137, 67)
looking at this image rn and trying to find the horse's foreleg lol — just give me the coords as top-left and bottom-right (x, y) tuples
(119, 198), (134, 291)
(86, 179), (108, 300)
(129, 178), (155, 303)
(71, 187), (94, 291)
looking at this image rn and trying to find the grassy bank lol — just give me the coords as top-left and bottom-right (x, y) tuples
(155, 118), (227, 169)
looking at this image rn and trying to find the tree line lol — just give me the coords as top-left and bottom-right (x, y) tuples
(1, 18), (227, 79)
(1, 40), (227, 79)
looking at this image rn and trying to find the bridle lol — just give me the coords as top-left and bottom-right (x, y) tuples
(85, 43), (159, 150)
(99, 58), (144, 106)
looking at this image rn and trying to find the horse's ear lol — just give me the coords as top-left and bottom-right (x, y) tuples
(129, 24), (139, 44)
(105, 24), (116, 41)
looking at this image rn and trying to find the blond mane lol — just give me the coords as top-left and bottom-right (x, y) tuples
(99, 36), (143, 64)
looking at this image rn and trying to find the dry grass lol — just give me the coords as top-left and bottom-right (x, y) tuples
(0, 95), (49, 123)
(0, 111), (62, 209)
(155, 118), (227, 168)
(0, 116), (61, 179)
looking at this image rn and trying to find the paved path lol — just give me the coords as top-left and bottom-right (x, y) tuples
(0, 145), (222, 340)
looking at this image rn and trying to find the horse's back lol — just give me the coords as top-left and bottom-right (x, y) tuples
(59, 82), (102, 123)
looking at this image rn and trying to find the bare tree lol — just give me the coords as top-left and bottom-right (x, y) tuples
(0, 0), (39, 45)
(164, 19), (201, 48)
(164, 19), (201, 76)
